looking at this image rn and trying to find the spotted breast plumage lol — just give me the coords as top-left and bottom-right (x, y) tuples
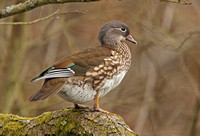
(29, 21), (137, 111)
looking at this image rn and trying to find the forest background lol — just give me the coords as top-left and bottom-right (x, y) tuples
(0, 0), (199, 136)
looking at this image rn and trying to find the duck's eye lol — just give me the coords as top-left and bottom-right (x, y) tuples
(121, 28), (126, 32)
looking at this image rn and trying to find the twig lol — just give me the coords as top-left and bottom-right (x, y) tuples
(176, 31), (200, 51)
(160, 0), (192, 5)
(0, 9), (88, 25)
(188, 100), (200, 136)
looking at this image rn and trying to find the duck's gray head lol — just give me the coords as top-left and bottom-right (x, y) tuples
(98, 21), (137, 46)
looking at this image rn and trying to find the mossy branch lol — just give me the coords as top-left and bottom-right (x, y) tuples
(0, 108), (138, 136)
(0, 0), (99, 19)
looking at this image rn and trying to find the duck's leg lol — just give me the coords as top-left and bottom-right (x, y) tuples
(93, 92), (108, 113)
(93, 92), (100, 111)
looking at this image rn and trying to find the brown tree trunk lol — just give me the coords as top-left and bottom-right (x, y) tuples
(1, 0), (28, 113)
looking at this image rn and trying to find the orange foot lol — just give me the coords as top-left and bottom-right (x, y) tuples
(93, 104), (109, 113)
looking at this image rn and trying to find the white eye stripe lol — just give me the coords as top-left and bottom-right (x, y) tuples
(115, 28), (126, 32)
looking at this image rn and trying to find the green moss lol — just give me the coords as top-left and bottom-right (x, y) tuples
(0, 108), (137, 136)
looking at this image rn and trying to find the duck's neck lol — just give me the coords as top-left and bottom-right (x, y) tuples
(105, 42), (132, 70)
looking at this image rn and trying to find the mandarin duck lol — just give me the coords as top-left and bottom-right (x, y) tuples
(29, 21), (137, 111)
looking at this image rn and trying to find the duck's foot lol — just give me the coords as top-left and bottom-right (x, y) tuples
(74, 104), (87, 109)
(93, 104), (109, 113)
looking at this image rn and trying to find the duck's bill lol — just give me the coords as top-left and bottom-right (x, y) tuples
(126, 35), (137, 44)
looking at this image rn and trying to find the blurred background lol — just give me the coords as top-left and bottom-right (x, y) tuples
(0, 0), (200, 136)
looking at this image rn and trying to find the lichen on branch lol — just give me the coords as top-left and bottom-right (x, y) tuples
(0, 108), (138, 135)
(0, 0), (99, 19)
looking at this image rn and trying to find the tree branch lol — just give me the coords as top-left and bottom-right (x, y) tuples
(160, 0), (192, 5)
(0, 0), (99, 19)
(0, 108), (138, 135)
(0, 9), (88, 25)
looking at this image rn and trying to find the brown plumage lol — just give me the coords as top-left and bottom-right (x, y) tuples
(30, 21), (137, 111)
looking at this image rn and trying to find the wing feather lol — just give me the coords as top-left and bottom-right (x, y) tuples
(29, 78), (67, 101)
(30, 46), (112, 101)
(31, 68), (74, 82)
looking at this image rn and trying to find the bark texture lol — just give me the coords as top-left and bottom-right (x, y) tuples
(0, 108), (138, 136)
(0, 0), (99, 19)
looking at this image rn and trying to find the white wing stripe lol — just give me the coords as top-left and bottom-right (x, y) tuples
(32, 68), (75, 82)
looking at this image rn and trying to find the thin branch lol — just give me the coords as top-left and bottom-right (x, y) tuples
(188, 100), (200, 136)
(176, 31), (200, 51)
(0, 0), (99, 19)
(0, 9), (88, 25)
(160, 0), (192, 5)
